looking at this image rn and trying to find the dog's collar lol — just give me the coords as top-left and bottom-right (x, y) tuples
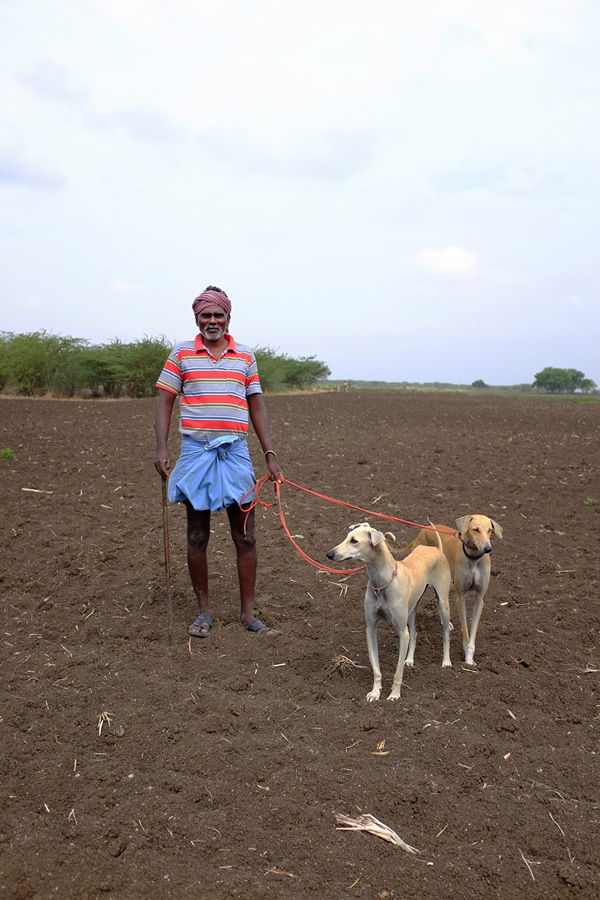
(369, 562), (398, 595)
(461, 541), (489, 561)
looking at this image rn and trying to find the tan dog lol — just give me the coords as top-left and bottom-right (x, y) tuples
(327, 522), (452, 702)
(397, 515), (503, 666)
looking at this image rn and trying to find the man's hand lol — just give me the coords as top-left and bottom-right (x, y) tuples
(265, 454), (283, 484)
(154, 449), (171, 479)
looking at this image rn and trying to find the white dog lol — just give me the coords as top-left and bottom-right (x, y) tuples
(327, 523), (453, 702)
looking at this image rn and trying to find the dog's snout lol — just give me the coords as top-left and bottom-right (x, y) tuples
(326, 550), (334, 560)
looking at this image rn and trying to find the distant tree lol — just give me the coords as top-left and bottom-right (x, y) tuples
(533, 368), (571, 392)
(118, 336), (173, 397)
(51, 347), (90, 397)
(75, 347), (119, 397)
(0, 331), (88, 395)
(54, 335), (172, 397)
(471, 379), (487, 389)
(0, 333), (9, 390)
(565, 368), (597, 392)
(254, 346), (330, 392)
(283, 355), (331, 389)
(533, 367), (597, 393)
(253, 347), (288, 393)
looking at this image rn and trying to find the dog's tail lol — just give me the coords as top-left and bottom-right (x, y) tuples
(427, 518), (443, 551)
(388, 521), (443, 557)
(389, 535), (416, 557)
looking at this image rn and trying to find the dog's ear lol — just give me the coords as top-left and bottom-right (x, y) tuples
(455, 515), (472, 537)
(384, 531), (396, 543)
(370, 528), (387, 546)
(490, 519), (503, 539)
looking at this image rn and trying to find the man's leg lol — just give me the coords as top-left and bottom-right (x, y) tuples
(227, 503), (282, 635)
(185, 502), (212, 636)
(226, 502), (257, 628)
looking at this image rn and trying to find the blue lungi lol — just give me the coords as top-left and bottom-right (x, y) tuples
(168, 435), (256, 512)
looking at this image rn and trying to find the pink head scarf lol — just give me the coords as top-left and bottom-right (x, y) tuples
(192, 288), (232, 318)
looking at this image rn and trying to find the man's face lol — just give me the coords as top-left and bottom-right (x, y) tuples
(196, 305), (230, 344)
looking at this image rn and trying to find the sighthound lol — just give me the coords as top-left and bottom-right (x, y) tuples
(327, 522), (453, 702)
(397, 515), (503, 666)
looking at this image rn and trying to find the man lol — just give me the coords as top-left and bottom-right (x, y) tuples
(154, 286), (283, 638)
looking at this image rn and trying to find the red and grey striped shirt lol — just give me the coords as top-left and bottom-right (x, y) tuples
(155, 333), (262, 438)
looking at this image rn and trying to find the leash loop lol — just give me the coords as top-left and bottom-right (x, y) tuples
(239, 476), (456, 578)
(240, 477), (365, 575)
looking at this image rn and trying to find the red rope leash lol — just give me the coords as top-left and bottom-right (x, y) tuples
(240, 476), (456, 577)
(280, 478), (456, 534)
(240, 476), (364, 575)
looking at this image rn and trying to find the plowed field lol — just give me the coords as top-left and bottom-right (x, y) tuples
(1, 392), (599, 899)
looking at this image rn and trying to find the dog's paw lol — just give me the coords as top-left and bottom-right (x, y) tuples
(366, 690), (381, 702)
(387, 691), (401, 701)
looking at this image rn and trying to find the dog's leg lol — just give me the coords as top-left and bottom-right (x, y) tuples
(364, 593), (382, 701)
(405, 607), (417, 667)
(388, 622), (410, 700)
(464, 589), (487, 666)
(455, 590), (471, 662)
(365, 621), (382, 702)
(433, 587), (453, 668)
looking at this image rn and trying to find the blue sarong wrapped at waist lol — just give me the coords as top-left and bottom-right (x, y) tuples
(168, 435), (256, 512)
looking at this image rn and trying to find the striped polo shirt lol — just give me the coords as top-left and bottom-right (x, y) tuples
(156, 333), (262, 438)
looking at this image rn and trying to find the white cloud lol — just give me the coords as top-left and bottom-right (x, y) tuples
(18, 60), (90, 107)
(414, 246), (478, 279)
(0, 146), (66, 190)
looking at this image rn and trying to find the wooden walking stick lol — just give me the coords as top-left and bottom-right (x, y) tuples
(161, 475), (174, 647)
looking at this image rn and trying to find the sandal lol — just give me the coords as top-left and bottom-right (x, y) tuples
(188, 613), (213, 638)
(246, 618), (282, 636)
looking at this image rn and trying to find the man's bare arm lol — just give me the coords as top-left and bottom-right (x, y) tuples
(155, 389), (177, 477)
(248, 392), (283, 483)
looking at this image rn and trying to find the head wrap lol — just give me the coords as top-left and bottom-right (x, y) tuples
(192, 289), (232, 318)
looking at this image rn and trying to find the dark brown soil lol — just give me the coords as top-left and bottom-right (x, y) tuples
(1, 392), (599, 899)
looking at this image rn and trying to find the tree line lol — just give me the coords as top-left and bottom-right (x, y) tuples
(0, 332), (593, 397)
(0, 332), (331, 398)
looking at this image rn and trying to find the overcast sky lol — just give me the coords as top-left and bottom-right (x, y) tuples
(1, 0), (598, 385)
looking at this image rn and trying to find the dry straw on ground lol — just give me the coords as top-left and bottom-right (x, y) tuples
(335, 813), (419, 854)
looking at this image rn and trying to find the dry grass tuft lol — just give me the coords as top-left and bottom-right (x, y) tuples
(335, 813), (419, 854)
(97, 711), (113, 735)
(327, 654), (367, 679)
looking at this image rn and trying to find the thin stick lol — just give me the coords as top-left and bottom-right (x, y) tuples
(519, 848), (536, 881)
(161, 476), (173, 647)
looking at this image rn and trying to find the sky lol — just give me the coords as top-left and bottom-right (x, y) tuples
(1, 0), (599, 385)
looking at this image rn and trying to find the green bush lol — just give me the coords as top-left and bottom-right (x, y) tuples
(0, 331), (88, 396)
(119, 336), (173, 397)
(254, 346), (330, 392)
(0, 332), (328, 397)
(254, 347), (288, 392)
